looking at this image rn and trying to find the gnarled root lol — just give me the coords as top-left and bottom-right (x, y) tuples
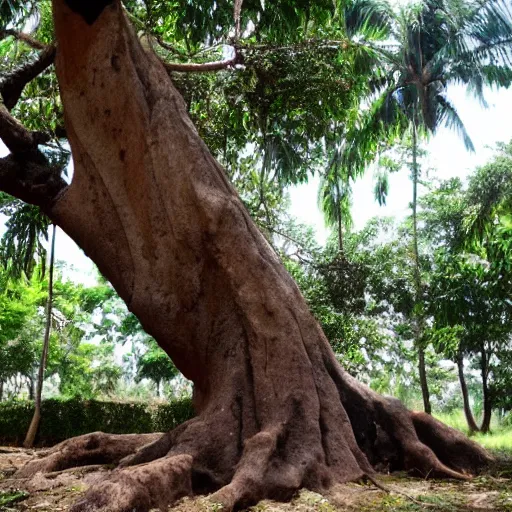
(12, 364), (492, 512)
(71, 454), (193, 512)
(15, 432), (161, 478)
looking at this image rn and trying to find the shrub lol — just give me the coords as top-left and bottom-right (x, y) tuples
(0, 397), (194, 446)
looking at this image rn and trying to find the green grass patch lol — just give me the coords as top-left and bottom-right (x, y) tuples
(0, 490), (29, 507)
(435, 410), (512, 453)
(474, 429), (512, 451)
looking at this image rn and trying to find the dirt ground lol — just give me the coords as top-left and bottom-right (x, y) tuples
(0, 447), (511, 512)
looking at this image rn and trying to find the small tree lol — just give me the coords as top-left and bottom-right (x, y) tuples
(136, 339), (178, 397)
(23, 223), (55, 447)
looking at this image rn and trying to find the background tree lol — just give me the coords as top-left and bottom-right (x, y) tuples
(422, 146), (512, 432)
(366, 0), (512, 414)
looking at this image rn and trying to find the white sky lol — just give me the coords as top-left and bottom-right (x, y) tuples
(1, 83), (512, 282)
(289, 84), (512, 243)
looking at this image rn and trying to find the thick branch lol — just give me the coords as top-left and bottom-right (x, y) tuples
(0, 151), (67, 209)
(0, 105), (50, 153)
(0, 44), (56, 110)
(0, 29), (48, 50)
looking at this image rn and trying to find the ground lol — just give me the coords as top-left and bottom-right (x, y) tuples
(0, 447), (511, 512)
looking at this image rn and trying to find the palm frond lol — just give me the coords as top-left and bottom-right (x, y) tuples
(0, 201), (50, 280)
(436, 95), (475, 152)
(342, 0), (392, 40)
(318, 166), (354, 232)
(373, 167), (389, 206)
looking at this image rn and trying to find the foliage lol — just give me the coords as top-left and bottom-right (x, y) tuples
(0, 270), (44, 391)
(135, 338), (179, 395)
(0, 397), (194, 445)
(1, 0), (512, 440)
(369, 0), (512, 145)
(0, 490), (29, 507)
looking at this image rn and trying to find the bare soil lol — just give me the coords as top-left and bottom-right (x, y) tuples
(1, 447), (510, 512)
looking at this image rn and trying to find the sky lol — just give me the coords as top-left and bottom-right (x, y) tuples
(2, 83), (512, 283)
(289, 84), (512, 243)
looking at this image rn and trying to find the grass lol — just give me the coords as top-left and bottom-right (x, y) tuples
(435, 410), (512, 452)
(0, 490), (29, 507)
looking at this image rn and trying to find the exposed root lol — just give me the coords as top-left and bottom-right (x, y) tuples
(10, 364), (491, 512)
(411, 411), (493, 474)
(70, 454), (193, 512)
(211, 428), (303, 510)
(118, 431), (174, 468)
(15, 432), (161, 478)
(45, 464), (107, 479)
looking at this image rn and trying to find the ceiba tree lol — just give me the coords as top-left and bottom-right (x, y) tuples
(2, 1), (491, 510)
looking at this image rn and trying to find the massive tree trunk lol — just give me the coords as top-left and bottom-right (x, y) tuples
(456, 352), (480, 434)
(10, 1), (491, 510)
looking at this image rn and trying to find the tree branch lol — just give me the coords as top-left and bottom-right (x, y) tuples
(161, 56), (237, 73)
(0, 29), (48, 50)
(0, 44), (56, 110)
(0, 152), (67, 209)
(0, 105), (50, 153)
(155, 36), (185, 56)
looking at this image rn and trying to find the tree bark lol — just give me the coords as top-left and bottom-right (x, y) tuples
(411, 118), (431, 415)
(0, 44), (56, 110)
(334, 165), (344, 255)
(27, 376), (35, 401)
(418, 347), (431, 414)
(9, 2), (491, 510)
(456, 352), (479, 434)
(480, 344), (492, 433)
(23, 224), (56, 448)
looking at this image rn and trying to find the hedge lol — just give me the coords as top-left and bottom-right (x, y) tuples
(0, 397), (194, 446)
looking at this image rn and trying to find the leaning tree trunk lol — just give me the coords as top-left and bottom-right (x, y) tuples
(456, 352), (479, 434)
(23, 223), (56, 448)
(13, 2), (491, 511)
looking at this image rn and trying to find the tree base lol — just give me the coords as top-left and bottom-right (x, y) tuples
(15, 370), (492, 512)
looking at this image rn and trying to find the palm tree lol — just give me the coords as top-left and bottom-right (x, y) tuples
(23, 223), (56, 447)
(318, 130), (354, 254)
(317, 0), (396, 253)
(368, 0), (512, 414)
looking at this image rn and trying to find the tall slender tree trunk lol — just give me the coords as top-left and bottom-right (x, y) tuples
(23, 224), (56, 448)
(27, 376), (35, 400)
(480, 344), (492, 433)
(9, 3), (491, 510)
(411, 118), (431, 415)
(335, 169), (344, 255)
(456, 352), (479, 434)
(0, 380), (3, 402)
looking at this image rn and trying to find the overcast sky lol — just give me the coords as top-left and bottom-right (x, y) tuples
(289, 84), (512, 244)
(1, 83), (512, 283)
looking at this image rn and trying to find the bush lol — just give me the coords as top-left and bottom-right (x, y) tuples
(0, 397), (194, 446)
